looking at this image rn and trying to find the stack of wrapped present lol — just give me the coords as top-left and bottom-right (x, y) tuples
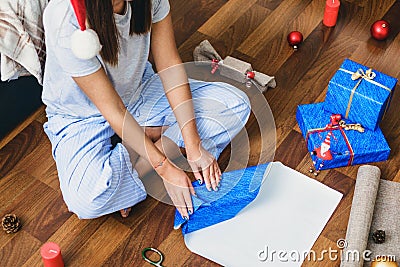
(296, 59), (397, 174)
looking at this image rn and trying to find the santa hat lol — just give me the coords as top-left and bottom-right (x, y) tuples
(323, 132), (332, 147)
(70, 0), (101, 59)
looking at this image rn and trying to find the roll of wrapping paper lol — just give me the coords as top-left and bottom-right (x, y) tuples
(368, 179), (400, 265)
(341, 165), (381, 267)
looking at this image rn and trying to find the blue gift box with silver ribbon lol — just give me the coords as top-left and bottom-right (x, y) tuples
(296, 103), (390, 171)
(324, 59), (397, 130)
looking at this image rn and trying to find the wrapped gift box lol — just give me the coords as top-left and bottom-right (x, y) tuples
(296, 103), (390, 171)
(324, 58), (397, 130)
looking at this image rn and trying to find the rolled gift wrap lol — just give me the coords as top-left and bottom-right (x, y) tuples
(367, 179), (400, 262)
(341, 165), (381, 267)
(193, 40), (223, 65)
(219, 56), (252, 83)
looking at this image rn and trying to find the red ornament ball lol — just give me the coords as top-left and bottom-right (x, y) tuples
(246, 71), (255, 79)
(287, 31), (303, 50)
(370, 20), (390, 40)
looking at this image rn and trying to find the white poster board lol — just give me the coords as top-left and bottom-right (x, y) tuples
(184, 162), (343, 266)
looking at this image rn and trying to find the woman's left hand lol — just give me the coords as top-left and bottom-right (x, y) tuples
(187, 145), (222, 191)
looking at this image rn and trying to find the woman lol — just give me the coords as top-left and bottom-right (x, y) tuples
(42, 0), (250, 219)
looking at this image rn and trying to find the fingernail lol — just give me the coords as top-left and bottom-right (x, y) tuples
(183, 216), (189, 221)
(207, 187), (212, 192)
(214, 187), (218, 192)
(198, 179), (202, 185)
(188, 210), (193, 215)
(217, 182), (220, 187)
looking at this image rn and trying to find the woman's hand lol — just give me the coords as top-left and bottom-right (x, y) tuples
(187, 145), (222, 192)
(156, 160), (195, 219)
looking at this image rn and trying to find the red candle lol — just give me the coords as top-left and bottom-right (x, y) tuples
(323, 0), (340, 27)
(41, 242), (64, 267)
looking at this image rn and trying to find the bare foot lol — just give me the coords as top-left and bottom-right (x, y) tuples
(120, 208), (131, 218)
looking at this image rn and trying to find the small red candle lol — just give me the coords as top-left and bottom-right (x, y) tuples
(41, 242), (64, 267)
(323, 0), (340, 27)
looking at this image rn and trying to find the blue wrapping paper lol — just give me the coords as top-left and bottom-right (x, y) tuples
(174, 163), (270, 234)
(324, 59), (397, 130)
(296, 103), (390, 170)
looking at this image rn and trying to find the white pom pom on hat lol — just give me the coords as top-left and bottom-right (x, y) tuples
(70, 0), (101, 59)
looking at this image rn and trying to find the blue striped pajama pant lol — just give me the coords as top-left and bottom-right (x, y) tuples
(44, 70), (251, 219)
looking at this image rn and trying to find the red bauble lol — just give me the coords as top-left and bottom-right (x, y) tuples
(287, 31), (303, 50)
(370, 20), (390, 40)
(246, 71), (255, 79)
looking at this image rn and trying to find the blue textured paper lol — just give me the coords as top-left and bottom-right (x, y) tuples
(174, 163), (270, 234)
(296, 103), (390, 170)
(324, 58), (397, 130)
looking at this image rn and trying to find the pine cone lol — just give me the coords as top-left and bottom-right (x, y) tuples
(372, 230), (385, 244)
(2, 214), (21, 234)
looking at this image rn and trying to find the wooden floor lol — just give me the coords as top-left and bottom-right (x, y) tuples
(1, 0), (399, 266)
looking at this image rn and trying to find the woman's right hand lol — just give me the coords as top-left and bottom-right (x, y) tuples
(156, 160), (195, 219)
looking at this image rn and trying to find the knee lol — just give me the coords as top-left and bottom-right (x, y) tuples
(63, 190), (104, 219)
(59, 159), (115, 220)
(222, 83), (251, 122)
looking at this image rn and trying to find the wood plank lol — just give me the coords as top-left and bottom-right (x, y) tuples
(198, 0), (259, 38)
(216, 4), (271, 57)
(351, 32), (400, 78)
(0, 231), (42, 267)
(170, 0), (227, 47)
(251, 0), (335, 75)
(274, 130), (308, 169)
(156, 230), (193, 266)
(184, 254), (219, 267)
(380, 0), (400, 47)
(273, 23), (337, 93)
(12, 134), (60, 191)
(34, 106), (47, 124)
(0, 106), (45, 151)
(256, 0), (283, 11)
(294, 154), (332, 182)
(322, 170), (355, 196)
(23, 216), (108, 266)
(2, 180), (59, 229)
(250, 0), (361, 75)
(0, 121), (44, 178)
(111, 197), (161, 229)
(23, 194), (72, 243)
(339, 0), (395, 42)
(66, 218), (130, 266)
(0, 171), (36, 214)
(237, 0), (313, 58)
(393, 169), (400, 182)
(103, 202), (175, 266)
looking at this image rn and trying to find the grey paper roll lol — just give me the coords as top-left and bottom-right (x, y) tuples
(219, 56), (252, 83)
(341, 165), (381, 267)
(367, 179), (400, 265)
